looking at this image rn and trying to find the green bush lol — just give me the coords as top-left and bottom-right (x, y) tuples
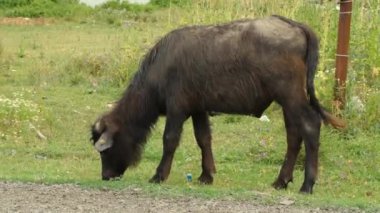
(100, 0), (155, 12)
(4, 0), (91, 18)
(0, 0), (32, 8)
(150, 0), (191, 7)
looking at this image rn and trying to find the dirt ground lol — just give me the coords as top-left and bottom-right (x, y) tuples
(0, 17), (53, 25)
(0, 182), (365, 213)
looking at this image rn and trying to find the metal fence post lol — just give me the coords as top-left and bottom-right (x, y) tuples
(334, 0), (353, 109)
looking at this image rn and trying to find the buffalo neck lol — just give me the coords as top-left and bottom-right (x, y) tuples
(111, 80), (159, 146)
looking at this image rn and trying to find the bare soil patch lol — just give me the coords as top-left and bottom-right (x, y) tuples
(0, 17), (53, 25)
(0, 182), (364, 213)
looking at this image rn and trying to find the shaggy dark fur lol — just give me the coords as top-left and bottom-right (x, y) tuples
(91, 15), (345, 194)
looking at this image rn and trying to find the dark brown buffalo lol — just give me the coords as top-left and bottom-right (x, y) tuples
(90, 15), (345, 194)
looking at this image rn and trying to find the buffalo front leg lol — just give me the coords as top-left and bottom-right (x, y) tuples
(273, 109), (302, 190)
(149, 113), (187, 183)
(192, 112), (216, 184)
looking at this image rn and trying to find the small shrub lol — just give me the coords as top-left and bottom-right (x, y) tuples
(100, 0), (155, 12)
(150, 0), (191, 7)
(59, 51), (135, 86)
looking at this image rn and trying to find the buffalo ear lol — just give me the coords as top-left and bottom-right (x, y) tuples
(91, 118), (106, 143)
(91, 115), (119, 151)
(94, 119), (106, 133)
(94, 132), (114, 152)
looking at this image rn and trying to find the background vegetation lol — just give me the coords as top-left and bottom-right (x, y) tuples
(0, 0), (379, 211)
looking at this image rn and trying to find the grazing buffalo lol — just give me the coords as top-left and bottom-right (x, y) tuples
(90, 15), (345, 194)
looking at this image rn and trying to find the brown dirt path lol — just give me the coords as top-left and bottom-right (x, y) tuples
(0, 182), (364, 213)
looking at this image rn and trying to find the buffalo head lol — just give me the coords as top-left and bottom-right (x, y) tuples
(90, 115), (142, 181)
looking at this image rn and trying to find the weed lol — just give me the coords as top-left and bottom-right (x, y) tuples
(17, 45), (25, 58)
(0, 90), (40, 140)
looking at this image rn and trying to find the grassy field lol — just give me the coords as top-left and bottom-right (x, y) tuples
(0, 0), (379, 211)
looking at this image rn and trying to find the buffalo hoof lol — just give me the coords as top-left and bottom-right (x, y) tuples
(300, 183), (313, 194)
(149, 174), (165, 184)
(102, 169), (123, 181)
(198, 173), (213, 185)
(272, 178), (289, 190)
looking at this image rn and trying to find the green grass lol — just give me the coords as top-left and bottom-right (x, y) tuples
(0, 0), (379, 211)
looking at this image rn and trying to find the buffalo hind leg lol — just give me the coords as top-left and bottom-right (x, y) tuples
(273, 109), (302, 190)
(149, 113), (187, 183)
(299, 105), (321, 194)
(192, 112), (216, 184)
(279, 104), (321, 193)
